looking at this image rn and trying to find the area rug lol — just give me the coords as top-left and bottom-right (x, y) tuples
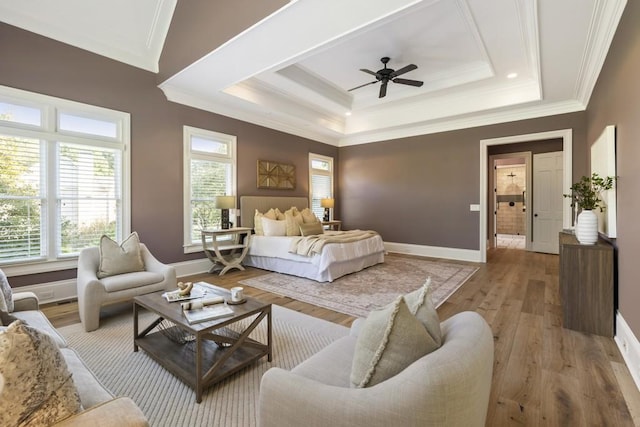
(59, 305), (348, 427)
(239, 256), (478, 317)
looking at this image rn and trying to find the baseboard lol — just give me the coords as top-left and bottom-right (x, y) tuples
(384, 242), (483, 263)
(17, 279), (78, 305)
(615, 311), (640, 392)
(17, 257), (212, 305)
(171, 258), (212, 278)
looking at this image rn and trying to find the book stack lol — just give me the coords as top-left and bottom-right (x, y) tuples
(183, 304), (234, 324)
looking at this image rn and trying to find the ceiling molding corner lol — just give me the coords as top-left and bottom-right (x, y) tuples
(574, 0), (627, 105)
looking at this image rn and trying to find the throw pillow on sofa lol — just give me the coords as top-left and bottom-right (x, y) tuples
(0, 320), (81, 426)
(350, 296), (439, 388)
(97, 232), (145, 279)
(0, 268), (14, 313)
(404, 276), (442, 346)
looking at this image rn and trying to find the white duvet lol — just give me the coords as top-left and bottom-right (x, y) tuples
(247, 231), (385, 274)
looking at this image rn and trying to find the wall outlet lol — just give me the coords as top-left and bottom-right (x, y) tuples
(470, 204), (480, 211)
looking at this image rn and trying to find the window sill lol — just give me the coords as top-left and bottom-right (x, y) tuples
(1, 258), (79, 277)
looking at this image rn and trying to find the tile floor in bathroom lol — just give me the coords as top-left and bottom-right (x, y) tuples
(496, 233), (526, 249)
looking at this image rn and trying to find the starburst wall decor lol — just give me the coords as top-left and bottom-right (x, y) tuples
(257, 160), (296, 190)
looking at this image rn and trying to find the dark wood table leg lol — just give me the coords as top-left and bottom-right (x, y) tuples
(133, 302), (139, 352)
(196, 334), (203, 404)
(267, 306), (272, 362)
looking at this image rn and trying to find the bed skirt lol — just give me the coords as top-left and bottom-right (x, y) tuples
(243, 251), (385, 282)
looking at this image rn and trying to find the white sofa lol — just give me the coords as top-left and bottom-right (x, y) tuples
(7, 291), (149, 426)
(259, 311), (494, 427)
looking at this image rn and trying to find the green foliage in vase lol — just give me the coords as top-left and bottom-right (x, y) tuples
(563, 173), (615, 212)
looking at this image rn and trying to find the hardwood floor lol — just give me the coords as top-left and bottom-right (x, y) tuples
(42, 249), (640, 426)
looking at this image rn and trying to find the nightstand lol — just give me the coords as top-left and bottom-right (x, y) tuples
(201, 227), (252, 275)
(321, 220), (342, 231)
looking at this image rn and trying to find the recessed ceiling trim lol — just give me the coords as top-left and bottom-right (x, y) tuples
(339, 99), (586, 146)
(515, 0), (542, 98)
(224, 79), (346, 133)
(277, 65), (352, 109)
(347, 79), (541, 133)
(161, 84), (342, 145)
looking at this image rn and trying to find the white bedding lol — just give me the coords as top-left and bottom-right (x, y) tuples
(245, 231), (385, 282)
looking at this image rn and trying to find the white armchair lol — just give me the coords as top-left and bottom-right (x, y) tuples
(259, 311), (494, 427)
(77, 244), (176, 332)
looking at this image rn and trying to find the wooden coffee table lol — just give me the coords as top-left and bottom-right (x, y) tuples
(133, 283), (272, 403)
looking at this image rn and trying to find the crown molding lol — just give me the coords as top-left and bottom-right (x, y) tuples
(574, 0), (627, 104)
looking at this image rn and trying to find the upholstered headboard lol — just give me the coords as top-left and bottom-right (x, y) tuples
(240, 196), (309, 229)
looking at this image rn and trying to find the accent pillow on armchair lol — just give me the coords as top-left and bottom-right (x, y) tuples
(97, 232), (145, 279)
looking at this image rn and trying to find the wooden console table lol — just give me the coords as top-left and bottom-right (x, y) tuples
(201, 227), (252, 275)
(559, 231), (614, 336)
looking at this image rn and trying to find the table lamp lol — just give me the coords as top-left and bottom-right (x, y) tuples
(320, 198), (334, 222)
(214, 196), (236, 229)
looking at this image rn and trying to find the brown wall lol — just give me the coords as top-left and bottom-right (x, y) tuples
(338, 113), (587, 250)
(158, 0), (288, 82)
(0, 23), (336, 287)
(586, 1), (640, 336)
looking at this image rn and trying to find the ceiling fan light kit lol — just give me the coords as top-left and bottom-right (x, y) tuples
(348, 57), (424, 98)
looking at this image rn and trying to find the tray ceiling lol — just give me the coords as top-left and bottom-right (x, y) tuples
(0, 0), (627, 146)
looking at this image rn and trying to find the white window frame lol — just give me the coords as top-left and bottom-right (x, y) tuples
(0, 85), (131, 276)
(308, 153), (334, 220)
(183, 126), (237, 254)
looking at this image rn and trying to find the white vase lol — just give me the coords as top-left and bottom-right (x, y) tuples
(575, 209), (598, 244)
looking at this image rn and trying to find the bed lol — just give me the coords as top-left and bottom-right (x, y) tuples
(240, 196), (385, 282)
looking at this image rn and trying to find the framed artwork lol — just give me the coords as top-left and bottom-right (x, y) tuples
(590, 125), (617, 237)
(257, 160), (296, 190)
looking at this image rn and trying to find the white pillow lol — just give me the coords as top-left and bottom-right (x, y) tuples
(254, 208), (277, 236)
(262, 217), (287, 236)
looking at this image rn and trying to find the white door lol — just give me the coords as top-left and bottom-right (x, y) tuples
(532, 152), (564, 254)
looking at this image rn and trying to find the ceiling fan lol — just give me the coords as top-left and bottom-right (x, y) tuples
(348, 57), (424, 98)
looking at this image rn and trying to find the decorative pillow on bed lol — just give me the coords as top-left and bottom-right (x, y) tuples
(350, 296), (438, 388)
(97, 232), (145, 279)
(300, 208), (320, 224)
(404, 277), (442, 346)
(254, 209), (278, 236)
(262, 217), (287, 236)
(299, 222), (324, 236)
(275, 208), (286, 220)
(284, 208), (304, 236)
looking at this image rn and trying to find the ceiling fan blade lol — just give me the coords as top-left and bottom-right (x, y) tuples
(393, 78), (424, 87)
(360, 68), (380, 78)
(348, 81), (378, 92)
(390, 64), (417, 78)
(379, 81), (388, 98)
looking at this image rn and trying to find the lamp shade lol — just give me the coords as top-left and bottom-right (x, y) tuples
(320, 198), (334, 209)
(213, 195), (236, 209)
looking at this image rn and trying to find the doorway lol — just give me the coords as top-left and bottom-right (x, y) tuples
(479, 129), (573, 263)
(492, 154), (530, 250)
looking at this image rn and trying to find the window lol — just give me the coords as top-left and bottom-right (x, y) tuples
(183, 126), (237, 253)
(0, 85), (130, 273)
(309, 153), (334, 220)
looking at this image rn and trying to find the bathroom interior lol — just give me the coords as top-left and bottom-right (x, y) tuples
(495, 160), (526, 249)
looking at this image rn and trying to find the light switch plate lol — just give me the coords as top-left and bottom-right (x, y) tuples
(470, 204), (480, 211)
